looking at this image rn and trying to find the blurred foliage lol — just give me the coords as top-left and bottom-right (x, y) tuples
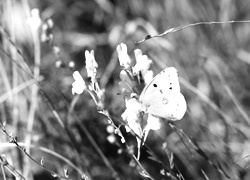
(1, 0), (250, 180)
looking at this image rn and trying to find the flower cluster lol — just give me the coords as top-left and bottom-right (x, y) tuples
(72, 50), (104, 108)
(71, 44), (183, 153)
(116, 43), (160, 147)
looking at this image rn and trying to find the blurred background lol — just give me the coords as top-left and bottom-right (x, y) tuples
(1, 0), (250, 179)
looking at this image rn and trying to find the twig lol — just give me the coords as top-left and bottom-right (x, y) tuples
(168, 122), (232, 179)
(0, 77), (41, 104)
(1, 37), (91, 178)
(0, 122), (69, 179)
(0, 158), (7, 180)
(67, 97), (120, 180)
(201, 60), (232, 166)
(25, 13), (41, 178)
(87, 92), (155, 179)
(0, 24), (32, 74)
(5, 1), (22, 177)
(0, 155), (25, 180)
(0, 142), (85, 178)
(0, 57), (12, 102)
(135, 20), (250, 43)
(207, 61), (250, 126)
(180, 77), (234, 126)
(131, 154), (155, 180)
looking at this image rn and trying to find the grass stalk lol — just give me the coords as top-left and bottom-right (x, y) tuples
(24, 10), (41, 179)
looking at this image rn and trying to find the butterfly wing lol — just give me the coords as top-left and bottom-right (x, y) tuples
(140, 67), (180, 101)
(139, 67), (186, 120)
(146, 92), (186, 120)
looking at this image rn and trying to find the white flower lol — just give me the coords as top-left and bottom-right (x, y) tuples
(72, 71), (86, 95)
(85, 50), (98, 79)
(119, 70), (134, 94)
(121, 97), (144, 150)
(143, 70), (154, 85)
(121, 98), (143, 137)
(143, 114), (162, 143)
(145, 114), (162, 131)
(26, 9), (41, 30)
(133, 49), (152, 76)
(116, 43), (132, 69)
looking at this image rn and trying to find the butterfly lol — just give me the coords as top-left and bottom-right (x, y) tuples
(139, 67), (187, 121)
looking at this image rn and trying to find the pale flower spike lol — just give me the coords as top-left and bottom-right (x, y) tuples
(143, 70), (154, 85)
(133, 49), (152, 75)
(116, 43), (132, 69)
(72, 71), (86, 95)
(85, 50), (98, 79)
(133, 49), (153, 84)
(26, 8), (41, 30)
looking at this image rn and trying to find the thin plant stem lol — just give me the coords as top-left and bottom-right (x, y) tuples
(201, 62), (232, 165)
(179, 77), (234, 126)
(100, 51), (118, 87)
(24, 11), (41, 179)
(1, 163), (7, 180)
(67, 98), (120, 180)
(131, 154), (155, 180)
(0, 25), (32, 75)
(0, 78), (41, 104)
(6, 0), (19, 128)
(0, 155), (25, 180)
(84, 87), (155, 179)
(135, 20), (250, 43)
(0, 57), (12, 102)
(0, 142), (85, 178)
(0, 122), (69, 179)
(168, 123), (232, 179)
(6, 0), (21, 177)
(208, 61), (250, 126)
(99, 111), (156, 179)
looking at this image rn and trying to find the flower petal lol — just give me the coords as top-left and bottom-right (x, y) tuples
(143, 114), (162, 143)
(85, 50), (98, 79)
(133, 49), (152, 75)
(116, 43), (132, 69)
(72, 71), (86, 95)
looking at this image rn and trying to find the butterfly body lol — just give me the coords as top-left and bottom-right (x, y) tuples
(139, 67), (186, 121)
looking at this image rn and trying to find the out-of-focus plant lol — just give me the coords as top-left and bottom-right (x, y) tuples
(1, 0), (250, 180)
